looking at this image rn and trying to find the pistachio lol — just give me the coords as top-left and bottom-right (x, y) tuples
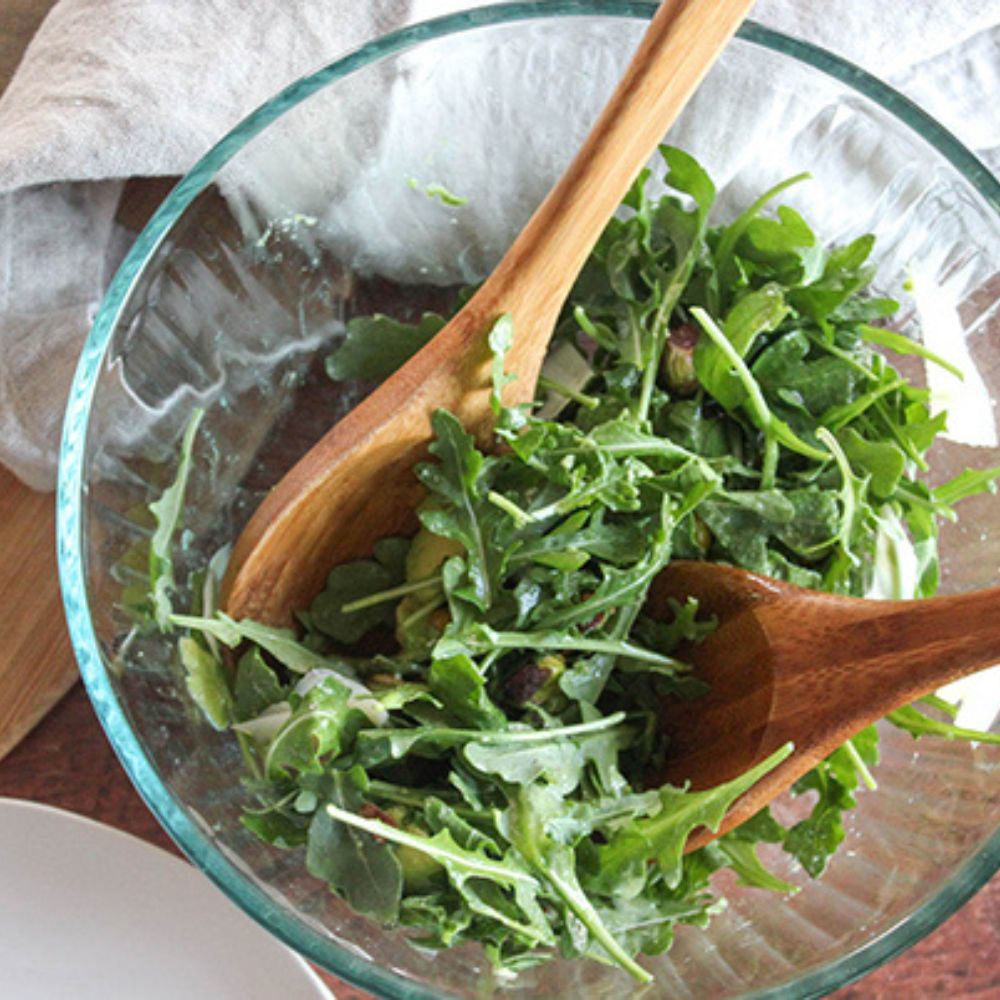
(661, 322), (700, 396)
(504, 653), (566, 707)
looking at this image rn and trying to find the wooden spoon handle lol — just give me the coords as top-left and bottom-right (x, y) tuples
(736, 584), (1000, 772)
(473, 0), (756, 378)
(831, 585), (1000, 706)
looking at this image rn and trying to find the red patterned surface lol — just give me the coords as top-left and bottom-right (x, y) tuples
(1, 684), (996, 999)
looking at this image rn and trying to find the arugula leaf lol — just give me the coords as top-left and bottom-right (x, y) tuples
(417, 410), (499, 611)
(887, 704), (1000, 745)
(711, 171), (811, 307)
(752, 330), (866, 419)
(436, 624), (683, 669)
(234, 647), (287, 722)
(325, 802), (538, 890)
(782, 770), (854, 878)
(358, 713), (628, 757)
(373, 682), (442, 713)
(464, 738), (583, 795)
(428, 653), (506, 730)
(837, 427), (905, 499)
(325, 312), (444, 381)
(860, 323), (963, 380)
(789, 234), (876, 321)
(503, 783), (653, 983)
(636, 147), (716, 418)
(399, 894), (473, 951)
(149, 408), (204, 628)
(597, 743), (793, 889)
(816, 427), (867, 576)
(903, 495), (942, 599)
(780, 727), (879, 877)
(307, 537), (408, 644)
(263, 676), (358, 778)
(831, 726), (880, 791)
(693, 282), (788, 409)
(742, 205), (824, 287)
(171, 612), (386, 725)
(585, 416), (704, 465)
(307, 769), (403, 923)
(488, 314), (517, 415)
(172, 612), (336, 673)
(692, 307), (828, 469)
(241, 809), (309, 849)
(178, 635), (231, 729)
(541, 523), (672, 630)
(714, 839), (798, 894)
(465, 717), (635, 798)
(933, 465), (1000, 507)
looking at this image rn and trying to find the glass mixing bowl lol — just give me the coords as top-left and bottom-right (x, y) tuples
(57, 3), (1000, 997)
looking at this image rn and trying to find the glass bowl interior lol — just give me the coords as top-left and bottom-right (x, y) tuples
(58, 4), (1000, 998)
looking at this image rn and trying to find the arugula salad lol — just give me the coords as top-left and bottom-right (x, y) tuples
(149, 148), (1000, 984)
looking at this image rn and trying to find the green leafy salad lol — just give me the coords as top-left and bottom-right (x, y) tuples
(148, 148), (1000, 984)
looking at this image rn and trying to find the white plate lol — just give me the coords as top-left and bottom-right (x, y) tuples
(0, 798), (332, 999)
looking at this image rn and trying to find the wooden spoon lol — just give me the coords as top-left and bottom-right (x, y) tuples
(224, 0), (756, 624)
(645, 561), (1000, 852)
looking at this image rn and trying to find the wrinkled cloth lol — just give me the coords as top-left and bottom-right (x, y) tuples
(1, 0), (998, 488)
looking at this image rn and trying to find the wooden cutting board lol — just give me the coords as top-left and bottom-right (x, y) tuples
(0, 466), (76, 760)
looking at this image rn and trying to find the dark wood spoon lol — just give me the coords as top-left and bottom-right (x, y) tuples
(646, 561), (1000, 851)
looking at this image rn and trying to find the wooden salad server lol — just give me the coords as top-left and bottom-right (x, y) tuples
(646, 561), (1000, 851)
(223, 0), (757, 624)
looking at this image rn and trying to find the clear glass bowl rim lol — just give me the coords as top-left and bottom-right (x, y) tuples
(56, 3), (1000, 998)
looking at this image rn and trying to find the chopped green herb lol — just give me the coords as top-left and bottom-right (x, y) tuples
(406, 176), (469, 206)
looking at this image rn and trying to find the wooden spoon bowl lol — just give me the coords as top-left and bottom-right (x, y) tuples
(646, 561), (1000, 850)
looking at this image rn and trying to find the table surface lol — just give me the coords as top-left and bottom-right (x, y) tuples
(0, 3), (998, 998)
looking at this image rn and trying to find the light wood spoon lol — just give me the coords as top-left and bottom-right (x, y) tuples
(645, 561), (1000, 852)
(224, 0), (756, 625)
